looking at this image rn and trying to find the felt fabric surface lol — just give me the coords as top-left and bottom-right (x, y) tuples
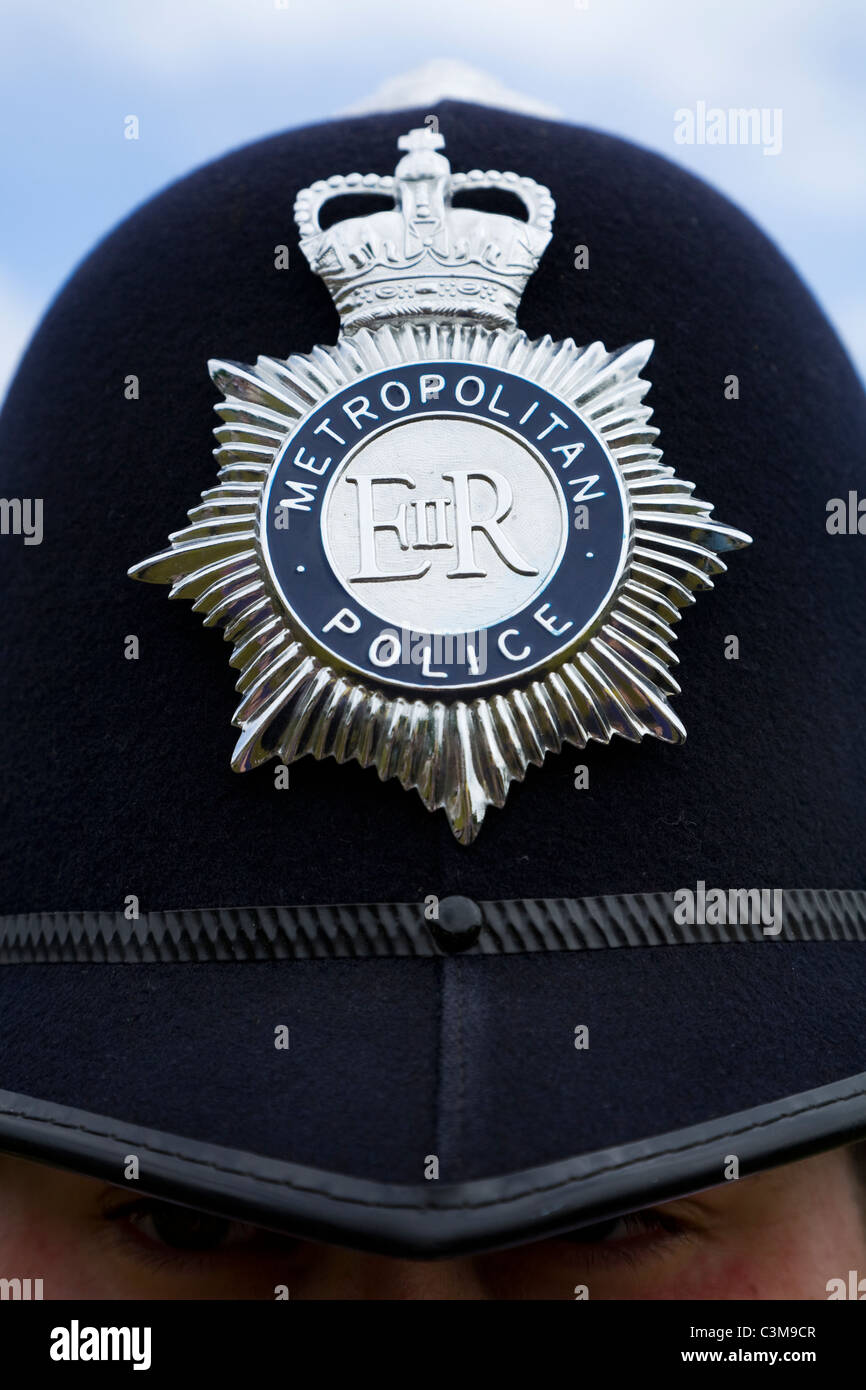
(0, 942), (863, 1184)
(0, 103), (864, 1220)
(0, 100), (864, 914)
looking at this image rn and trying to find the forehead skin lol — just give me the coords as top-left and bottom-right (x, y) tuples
(0, 1147), (863, 1300)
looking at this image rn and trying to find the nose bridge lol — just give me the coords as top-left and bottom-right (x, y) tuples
(329, 1251), (488, 1300)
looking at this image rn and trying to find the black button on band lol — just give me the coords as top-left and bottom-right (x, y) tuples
(430, 896), (483, 953)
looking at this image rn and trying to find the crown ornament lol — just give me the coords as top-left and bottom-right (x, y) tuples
(293, 127), (556, 333)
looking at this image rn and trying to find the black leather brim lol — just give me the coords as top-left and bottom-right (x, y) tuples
(1, 902), (865, 1257)
(1, 1073), (864, 1260)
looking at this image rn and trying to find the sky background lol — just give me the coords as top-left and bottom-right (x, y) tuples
(1, 0), (864, 403)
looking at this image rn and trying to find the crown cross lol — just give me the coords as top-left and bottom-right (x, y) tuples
(293, 127), (556, 334)
(397, 127), (445, 154)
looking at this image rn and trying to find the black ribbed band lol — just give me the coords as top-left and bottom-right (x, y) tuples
(1, 888), (865, 962)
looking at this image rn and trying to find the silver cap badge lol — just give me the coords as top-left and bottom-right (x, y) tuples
(130, 127), (751, 843)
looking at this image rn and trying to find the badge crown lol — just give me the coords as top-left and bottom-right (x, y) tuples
(294, 127), (555, 333)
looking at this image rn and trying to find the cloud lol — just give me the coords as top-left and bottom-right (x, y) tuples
(4, 0), (862, 202)
(833, 291), (866, 380)
(341, 59), (561, 118)
(0, 273), (41, 409)
(0, 0), (863, 383)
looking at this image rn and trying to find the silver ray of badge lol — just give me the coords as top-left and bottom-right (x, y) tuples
(130, 127), (751, 844)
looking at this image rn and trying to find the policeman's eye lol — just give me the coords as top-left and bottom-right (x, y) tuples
(102, 1196), (283, 1259)
(552, 1208), (689, 1263)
